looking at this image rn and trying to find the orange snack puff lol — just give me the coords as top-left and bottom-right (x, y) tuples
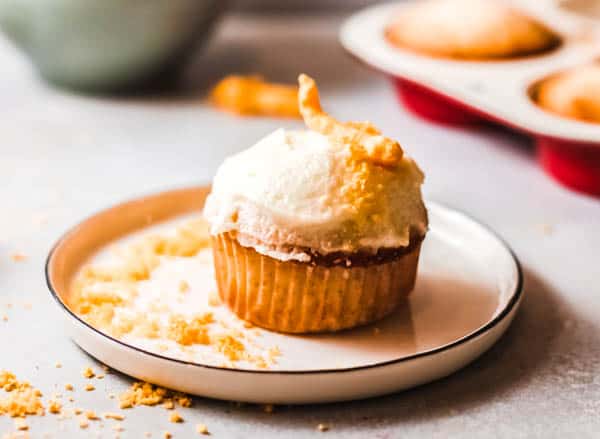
(210, 75), (300, 118)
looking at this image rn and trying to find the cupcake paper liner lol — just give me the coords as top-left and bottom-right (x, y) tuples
(211, 233), (422, 333)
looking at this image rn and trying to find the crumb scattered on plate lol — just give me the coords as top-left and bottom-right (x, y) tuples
(68, 218), (281, 371)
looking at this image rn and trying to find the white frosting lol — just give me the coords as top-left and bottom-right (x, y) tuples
(204, 128), (427, 261)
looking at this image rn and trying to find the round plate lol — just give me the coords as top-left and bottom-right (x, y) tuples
(46, 187), (522, 404)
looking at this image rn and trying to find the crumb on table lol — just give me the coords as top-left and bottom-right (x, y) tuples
(11, 253), (27, 262)
(169, 411), (183, 423)
(317, 423), (330, 432)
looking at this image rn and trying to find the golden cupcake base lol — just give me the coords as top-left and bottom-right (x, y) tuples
(211, 233), (422, 333)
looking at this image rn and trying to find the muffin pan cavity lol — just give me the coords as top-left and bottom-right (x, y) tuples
(341, 0), (600, 196)
(560, 0), (600, 21)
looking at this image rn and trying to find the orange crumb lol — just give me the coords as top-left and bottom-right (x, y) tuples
(74, 408), (83, 415)
(104, 412), (125, 421)
(167, 314), (212, 346)
(118, 382), (183, 409)
(164, 432), (172, 439)
(255, 358), (268, 369)
(11, 253), (27, 262)
(169, 411), (183, 423)
(317, 423), (330, 432)
(0, 371), (45, 417)
(178, 280), (190, 293)
(14, 418), (28, 430)
(196, 423), (209, 435)
(176, 395), (192, 408)
(68, 218), (279, 371)
(48, 399), (62, 414)
(85, 410), (99, 420)
(65, 384), (74, 391)
(163, 400), (174, 410)
(268, 346), (281, 360)
(214, 335), (245, 362)
(79, 419), (89, 429)
(84, 384), (95, 392)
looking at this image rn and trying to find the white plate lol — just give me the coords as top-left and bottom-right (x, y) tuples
(46, 187), (522, 404)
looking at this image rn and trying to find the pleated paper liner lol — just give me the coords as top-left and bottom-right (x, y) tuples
(211, 233), (422, 334)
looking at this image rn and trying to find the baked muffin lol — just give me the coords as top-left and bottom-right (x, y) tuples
(536, 64), (600, 123)
(386, 0), (560, 60)
(204, 74), (428, 333)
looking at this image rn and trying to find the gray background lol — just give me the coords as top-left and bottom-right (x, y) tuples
(1, 10), (600, 439)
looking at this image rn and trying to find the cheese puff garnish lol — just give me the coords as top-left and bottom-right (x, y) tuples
(210, 75), (300, 118)
(298, 74), (403, 167)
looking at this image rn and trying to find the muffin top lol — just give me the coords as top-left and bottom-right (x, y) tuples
(386, 0), (560, 60)
(536, 64), (600, 124)
(204, 75), (427, 261)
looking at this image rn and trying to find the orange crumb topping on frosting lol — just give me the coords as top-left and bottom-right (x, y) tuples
(298, 74), (403, 167)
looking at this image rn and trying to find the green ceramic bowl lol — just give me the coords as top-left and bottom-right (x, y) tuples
(0, 0), (229, 92)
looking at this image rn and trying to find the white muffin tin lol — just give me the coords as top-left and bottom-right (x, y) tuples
(340, 0), (600, 196)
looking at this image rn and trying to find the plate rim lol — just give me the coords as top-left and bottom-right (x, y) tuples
(45, 186), (523, 376)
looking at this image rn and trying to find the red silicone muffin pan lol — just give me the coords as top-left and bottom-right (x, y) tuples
(340, 0), (600, 197)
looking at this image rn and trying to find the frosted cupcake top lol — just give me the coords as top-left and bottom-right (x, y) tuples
(386, 0), (560, 60)
(204, 75), (427, 261)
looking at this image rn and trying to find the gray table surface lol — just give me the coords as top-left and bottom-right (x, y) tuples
(1, 12), (600, 439)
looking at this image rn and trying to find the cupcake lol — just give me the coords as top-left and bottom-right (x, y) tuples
(386, 0), (560, 60)
(536, 63), (600, 124)
(204, 74), (428, 333)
